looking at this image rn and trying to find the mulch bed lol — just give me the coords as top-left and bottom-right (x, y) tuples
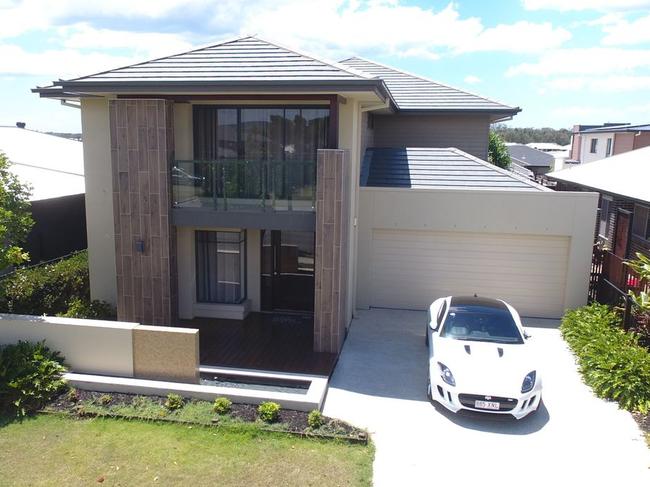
(632, 411), (650, 436)
(46, 390), (364, 442)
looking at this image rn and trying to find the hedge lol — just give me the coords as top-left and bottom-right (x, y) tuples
(0, 251), (115, 320)
(560, 303), (650, 413)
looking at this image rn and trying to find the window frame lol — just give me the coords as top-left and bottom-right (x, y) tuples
(632, 204), (650, 241)
(590, 138), (598, 153)
(195, 230), (247, 305)
(605, 138), (613, 157)
(599, 195), (613, 239)
(192, 104), (331, 162)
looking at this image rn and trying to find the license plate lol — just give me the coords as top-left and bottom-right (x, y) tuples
(474, 400), (500, 410)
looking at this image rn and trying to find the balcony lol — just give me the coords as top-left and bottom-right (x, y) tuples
(172, 160), (316, 212)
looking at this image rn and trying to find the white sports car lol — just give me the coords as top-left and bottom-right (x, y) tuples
(426, 295), (542, 419)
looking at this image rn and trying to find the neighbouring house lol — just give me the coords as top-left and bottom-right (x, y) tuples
(0, 124), (87, 263)
(506, 143), (553, 179)
(547, 146), (650, 260)
(569, 122), (650, 164)
(32, 36), (596, 367)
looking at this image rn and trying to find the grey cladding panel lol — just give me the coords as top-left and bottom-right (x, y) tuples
(361, 147), (546, 192)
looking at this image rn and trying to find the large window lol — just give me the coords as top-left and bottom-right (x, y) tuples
(599, 196), (612, 238)
(196, 230), (246, 304)
(193, 106), (330, 162)
(633, 205), (650, 240)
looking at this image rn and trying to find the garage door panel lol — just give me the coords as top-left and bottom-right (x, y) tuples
(369, 229), (569, 318)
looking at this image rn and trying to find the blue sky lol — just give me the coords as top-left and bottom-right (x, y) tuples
(1, 0), (650, 132)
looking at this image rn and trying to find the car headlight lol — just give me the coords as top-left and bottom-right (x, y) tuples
(438, 362), (456, 387)
(521, 371), (536, 393)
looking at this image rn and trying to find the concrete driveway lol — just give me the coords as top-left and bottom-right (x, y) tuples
(323, 309), (650, 486)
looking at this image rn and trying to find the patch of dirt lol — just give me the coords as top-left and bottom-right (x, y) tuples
(632, 411), (650, 435)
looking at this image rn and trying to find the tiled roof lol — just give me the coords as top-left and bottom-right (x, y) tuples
(66, 36), (370, 83)
(581, 123), (650, 134)
(547, 146), (650, 203)
(340, 57), (519, 114)
(507, 144), (554, 168)
(361, 147), (547, 191)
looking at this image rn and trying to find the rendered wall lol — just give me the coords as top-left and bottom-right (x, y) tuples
(0, 314), (135, 376)
(356, 188), (598, 316)
(80, 98), (117, 304)
(0, 314), (200, 383)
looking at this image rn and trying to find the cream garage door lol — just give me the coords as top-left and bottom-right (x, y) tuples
(369, 229), (569, 318)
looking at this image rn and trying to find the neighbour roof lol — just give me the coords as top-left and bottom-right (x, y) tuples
(506, 144), (554, 168)
(546, 146), (650, 203)
(34, 36), (387, 97)
(580, 123), (650, 134)
(340, 57), (520, 116)
(0, 127), (84, 200)
(361, 147), (548, 191)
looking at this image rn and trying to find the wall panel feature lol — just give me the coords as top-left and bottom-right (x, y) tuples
(314, 149), (351, 353)
(110, 99), (176, 325)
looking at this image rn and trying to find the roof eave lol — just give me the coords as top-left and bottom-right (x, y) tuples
(546, 175), (649, 205)
(51, 78), (390, 100)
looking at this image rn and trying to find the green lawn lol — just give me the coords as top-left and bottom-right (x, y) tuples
(0, 414), (373, 486)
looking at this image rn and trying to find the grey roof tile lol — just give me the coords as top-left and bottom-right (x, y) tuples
(66, 36), (371, 84)
(506, 144), (554, 168)
(361, 147), (547, 191)
(340, 57), (518, 113)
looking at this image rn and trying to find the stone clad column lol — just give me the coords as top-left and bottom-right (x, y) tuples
(109, 99), (177, 325)
(314, 149), (351, 353)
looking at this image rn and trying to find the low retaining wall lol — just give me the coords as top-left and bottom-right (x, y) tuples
(0, 314), (199, 384)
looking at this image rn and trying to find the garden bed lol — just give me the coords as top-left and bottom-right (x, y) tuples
(45, 389), (368, 444)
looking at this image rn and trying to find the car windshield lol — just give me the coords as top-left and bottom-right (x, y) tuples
(440, 304), (524, 344)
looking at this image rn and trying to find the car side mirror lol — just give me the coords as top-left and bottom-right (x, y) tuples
(523, 330), (532, 340)
(428, 320), (438, 331)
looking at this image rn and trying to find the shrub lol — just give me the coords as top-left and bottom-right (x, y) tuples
(164, 393), (184, 411)
(0, 251), (89, 316)
(59, 298), (116, 321)
(66, 388), (80, 403)
(98, 394), (113, 406)
(213, 397), (232, 415)
(257, 401), (280, 423)
(560, 303), (650, 413)
(307, 410), (324, 429)
(0, 340), (67, 417)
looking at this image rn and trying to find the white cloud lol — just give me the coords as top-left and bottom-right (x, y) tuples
(522, 0), (650, 11)
(236, 2), (570, 58)
(464, 75), (481, 84)
(547, 75), (650, 91)
(0, 44), (135, 79)
(551, 102), (650, 122)
(0, 0), (573, 78)
(455, 21), (570, 53)
(507, 48), (650, 76)
(600, 14), (650, 45)
(59, 23), (193, 59)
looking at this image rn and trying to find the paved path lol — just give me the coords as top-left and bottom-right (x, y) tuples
(323, 309), (650, 486)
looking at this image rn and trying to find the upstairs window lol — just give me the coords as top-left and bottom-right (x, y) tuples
(590, 138), (598, 153)
(632, 205), (650, 241)
(193, 106), (330, 162)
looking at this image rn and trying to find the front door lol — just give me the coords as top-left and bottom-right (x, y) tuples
(261, 230), (315, 313)
(614, 209), (632, 258)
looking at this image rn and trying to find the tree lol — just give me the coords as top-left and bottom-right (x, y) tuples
(492, 124), (572, 145)
(487, 131), (511, 169)
(0, 151), (33, 269)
